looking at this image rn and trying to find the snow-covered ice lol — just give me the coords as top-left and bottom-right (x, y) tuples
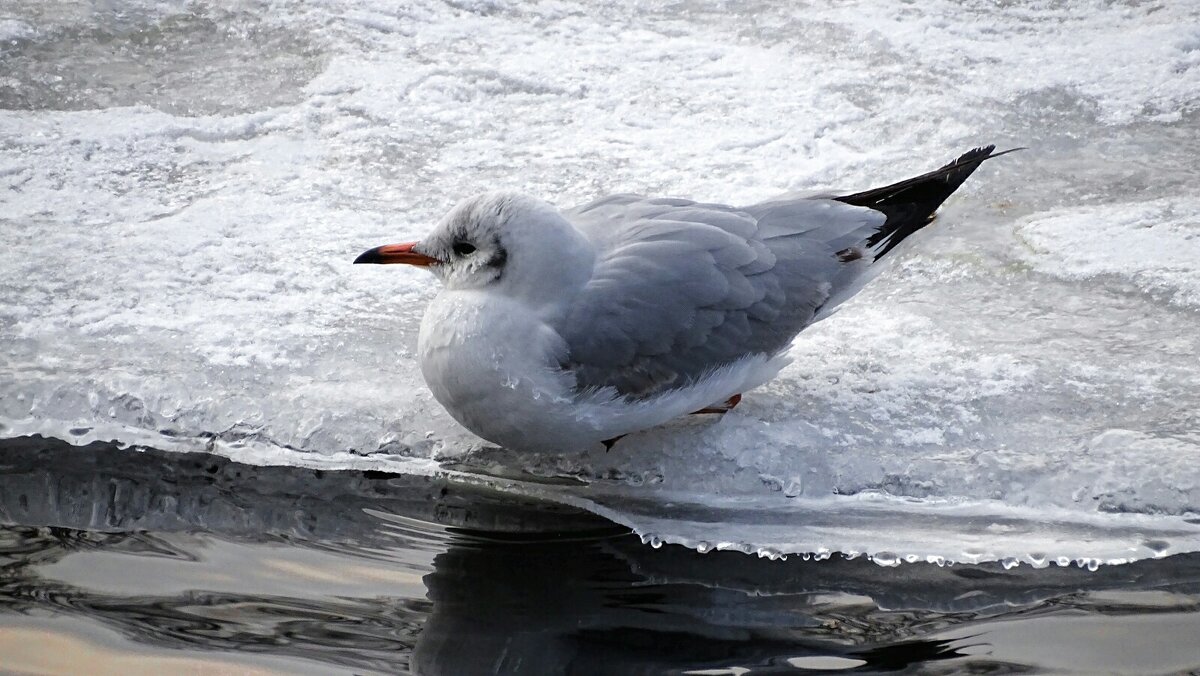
(2, 0), (1199, 565)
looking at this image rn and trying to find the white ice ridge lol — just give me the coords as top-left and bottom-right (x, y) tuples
(2, 0), (1200, 564)
(1017, 198), (1200, 309)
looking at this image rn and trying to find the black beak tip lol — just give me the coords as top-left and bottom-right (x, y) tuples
(354, 247), (383, 265)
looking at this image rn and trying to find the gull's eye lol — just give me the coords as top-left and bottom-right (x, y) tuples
(452, 241), (476, 256)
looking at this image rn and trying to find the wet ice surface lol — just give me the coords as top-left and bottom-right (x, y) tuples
(2, 1), (1200, 564)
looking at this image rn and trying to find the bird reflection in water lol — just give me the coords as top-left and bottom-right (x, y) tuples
(2, 437), (1200, 675)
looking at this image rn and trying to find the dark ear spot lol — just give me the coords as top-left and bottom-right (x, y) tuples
(487, 244), (508, 270)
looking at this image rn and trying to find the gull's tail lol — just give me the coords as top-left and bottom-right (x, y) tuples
(835, 145), (1020, 260)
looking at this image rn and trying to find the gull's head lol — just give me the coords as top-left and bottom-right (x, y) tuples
(354, 192), (593, 301)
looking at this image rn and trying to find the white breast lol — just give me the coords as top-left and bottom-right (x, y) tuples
(418, 290), (584, 451)
(417, 289), (790, 453)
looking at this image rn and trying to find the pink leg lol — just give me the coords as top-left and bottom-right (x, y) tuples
(691, 393), (742, 415)
(605, 394), (743, 451)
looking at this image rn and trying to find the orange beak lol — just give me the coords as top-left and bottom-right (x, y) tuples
(353, 242), (439, 266)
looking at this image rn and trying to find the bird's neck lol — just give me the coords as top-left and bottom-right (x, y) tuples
(498, 223), (595, 317)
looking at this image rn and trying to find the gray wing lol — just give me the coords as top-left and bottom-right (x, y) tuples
(555, 194), (886, 398)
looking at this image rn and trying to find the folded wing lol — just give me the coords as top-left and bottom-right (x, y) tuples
(555, 194), (886, 397)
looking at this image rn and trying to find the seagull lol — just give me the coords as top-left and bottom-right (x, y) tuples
(355, 146), (1010, 452)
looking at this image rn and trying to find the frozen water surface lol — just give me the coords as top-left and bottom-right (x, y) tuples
(2, 0), (1199, 565)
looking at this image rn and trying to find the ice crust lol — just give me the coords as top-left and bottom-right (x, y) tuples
(2, 0), (1200, 565)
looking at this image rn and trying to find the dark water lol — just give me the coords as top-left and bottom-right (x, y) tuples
(2, 437), (1200, 675)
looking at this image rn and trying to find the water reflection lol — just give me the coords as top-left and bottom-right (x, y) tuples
(2, 436), (1200, 674)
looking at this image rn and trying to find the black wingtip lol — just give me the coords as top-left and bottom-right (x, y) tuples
(837, 144), (1023, 208)
(354, 247), (384, 264)
(935, 145), (1025, 179)
(834, 144), (1021, 260)
(941, 145), (1025, 173)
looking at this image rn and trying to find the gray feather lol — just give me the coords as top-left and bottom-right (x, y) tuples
(550, 146), (1004, 398)
(555, 194), (887, 397)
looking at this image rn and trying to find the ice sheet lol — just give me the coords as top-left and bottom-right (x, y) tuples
(2, 0), (1199, 565)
